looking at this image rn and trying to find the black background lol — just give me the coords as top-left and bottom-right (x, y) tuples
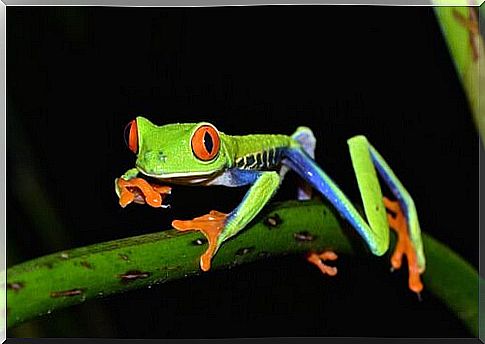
(7, 6), (478, 338)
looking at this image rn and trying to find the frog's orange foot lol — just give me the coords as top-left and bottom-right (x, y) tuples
(306, 251), (338, 277)
(383, 197), (423, 294)
(117, 178), (171, 208)
(172, 210), (228, 272)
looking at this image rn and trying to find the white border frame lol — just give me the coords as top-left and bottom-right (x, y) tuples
(1, 2), (482, 344)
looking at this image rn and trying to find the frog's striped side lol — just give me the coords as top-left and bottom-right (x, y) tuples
(222, 133), (292, 171)
(234, 147), (285, 170)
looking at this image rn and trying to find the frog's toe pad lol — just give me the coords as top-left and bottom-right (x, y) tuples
(306, 251), (338, 276)
(383, 197), (423, 294)
(172, 210), (228, 272)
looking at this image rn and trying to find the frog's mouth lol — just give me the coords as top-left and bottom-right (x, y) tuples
(137, 167), (221, 185)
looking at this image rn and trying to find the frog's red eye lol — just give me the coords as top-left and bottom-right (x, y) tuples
(124, 119), (138, 154)
(191, 125), (220, 161)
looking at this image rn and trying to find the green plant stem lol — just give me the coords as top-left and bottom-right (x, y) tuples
(6, 200), (479, 335)
(433, 5), (484, 143)
(420, 234), (479, 336)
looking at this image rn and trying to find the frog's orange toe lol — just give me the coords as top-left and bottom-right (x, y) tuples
(383, 197), (423, 294)
(306, 251), (338, 277)
(172, 210), (228, 271)
(119, 188), (135, 208)
(117, 178), (171, 208)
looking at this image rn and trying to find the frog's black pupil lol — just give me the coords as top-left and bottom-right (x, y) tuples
(204, 131), (213, 153)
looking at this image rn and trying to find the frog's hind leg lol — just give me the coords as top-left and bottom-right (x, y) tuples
(282, 145), (389, 255)
(291, 126), (316, 200)
(282, 138), (425, 293)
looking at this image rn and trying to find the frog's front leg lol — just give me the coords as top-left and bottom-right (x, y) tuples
(115, 168), (171, 208)
(172, 170), (280, 271)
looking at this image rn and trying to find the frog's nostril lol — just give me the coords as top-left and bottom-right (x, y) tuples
(159, 152), (167, 162)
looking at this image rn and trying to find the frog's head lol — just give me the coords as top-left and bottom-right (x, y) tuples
(124, 116), (228, 179)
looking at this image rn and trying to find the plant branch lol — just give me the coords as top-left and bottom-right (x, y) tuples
(6, 200), (479, 335)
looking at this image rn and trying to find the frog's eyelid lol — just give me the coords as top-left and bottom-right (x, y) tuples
(124, 119), (138, 154)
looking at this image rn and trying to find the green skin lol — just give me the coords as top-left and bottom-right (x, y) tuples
(116, 116), (426, 286)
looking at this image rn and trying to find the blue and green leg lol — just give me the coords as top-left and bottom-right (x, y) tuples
(283, 135), (425, 293)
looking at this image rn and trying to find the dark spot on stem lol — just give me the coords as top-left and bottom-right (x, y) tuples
(119, 270), (151, 284)
(294, 231), (316, 242)
(264, 213), (282, 228)
(192, 238), (207, 246)
(7, 282), (24, 292)
(235, 247), (254, 256)
(43, 262), (53, 269)
(118, 253), (130, 261)
(50, 288), (85, 298)
(80, 261), (93, 269)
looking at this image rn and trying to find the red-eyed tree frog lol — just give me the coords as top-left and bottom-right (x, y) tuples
(115, 117), (426, 294)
